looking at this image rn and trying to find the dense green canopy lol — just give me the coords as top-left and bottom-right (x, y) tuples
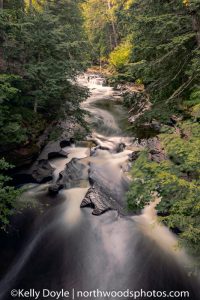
(0, 0), (88, 149)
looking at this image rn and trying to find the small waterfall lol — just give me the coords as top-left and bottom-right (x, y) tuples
(78, 73), (107, 89)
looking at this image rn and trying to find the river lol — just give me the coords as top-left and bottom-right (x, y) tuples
(0, 75), (199, 300)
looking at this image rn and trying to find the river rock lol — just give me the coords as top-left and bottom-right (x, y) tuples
(80, 184), (115, 215)
(56, 158), (88, 189)
(31, 159), (55, 183)
(90, 145), (110, 156)
(38, 141), (69, 160)
(48, 183), (64, 196)
(17, 140), (70, 183)
(86, 162), (130, 214)
(128, 150), (141, 162)
(16, 158), (55, 184)
(115, 143), (126, 153)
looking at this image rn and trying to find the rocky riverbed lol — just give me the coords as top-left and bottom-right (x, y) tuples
(0, 73), (199, 300)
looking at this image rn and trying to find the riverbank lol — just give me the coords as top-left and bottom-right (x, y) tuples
(1, 116), (87, 170)
(85, 69), (199, 263)
(0, 75), (199, 300)
(110, 76), (200, 262)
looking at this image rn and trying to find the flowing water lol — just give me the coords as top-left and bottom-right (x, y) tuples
(0, 75), (199, 300)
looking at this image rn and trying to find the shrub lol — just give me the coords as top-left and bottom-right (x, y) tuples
(127, 125), (200, 256)
(109, 40), (132, 71)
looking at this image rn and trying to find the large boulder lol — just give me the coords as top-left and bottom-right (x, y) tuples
(16, 140), (70, 184)
(80, 183), (114, 215)
(31, 159), (55, 183)
(52, 158), (89, 190)
(84, 162), (130, 215)
(15, 159), (55, 184)
(37, 140), (69, 160)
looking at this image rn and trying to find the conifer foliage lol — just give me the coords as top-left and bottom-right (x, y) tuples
(0, 0), (87, 149)
(0, 0), (88, 228)
(130, 0), (200, 114)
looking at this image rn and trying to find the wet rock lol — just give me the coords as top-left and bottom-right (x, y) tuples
(90, 145), (110, 156)
(80, 184), (113, 215)
(29, 140), (69, 182)
(60, 139), (73, 148)
(57, 158), (88, 189)
(128, 150), (141, 162)
(48, 183), (64, 196)
(86, 163), (130, 214)
(115, 143), (126, 153)
(38, 141), (68, 160)
(16, 159), (55, 184)
(17, 140), (69, 183)
(31, 159), (55, 183)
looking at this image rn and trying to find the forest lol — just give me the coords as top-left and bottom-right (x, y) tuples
(1, 0), (200, 266)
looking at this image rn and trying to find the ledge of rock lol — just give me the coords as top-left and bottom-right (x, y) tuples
(38, 140), (69, 160)
(80, 184), (115, 215)
(17, 140), (70, 183)
(86, 163), (130, 214)
(48, 157), (89, 192)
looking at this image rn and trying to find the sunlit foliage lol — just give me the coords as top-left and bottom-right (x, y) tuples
(109, 40), (132, 71)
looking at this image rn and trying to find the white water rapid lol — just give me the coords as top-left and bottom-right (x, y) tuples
(0, 74), (199, 300)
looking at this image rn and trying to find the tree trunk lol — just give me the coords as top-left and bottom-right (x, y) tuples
(99, 55), (102, 73)
(0, 0), (3, 9)
(110, 19), (118, 48)
(191, 11), (200, 48)
(34, 99), (38, 113)
(29, 0), (33, 10)
(109, 33), (113, 51)
(107, 0), (118, 48)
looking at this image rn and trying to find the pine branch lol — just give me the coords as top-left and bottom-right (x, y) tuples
(167, 76), (197, 102)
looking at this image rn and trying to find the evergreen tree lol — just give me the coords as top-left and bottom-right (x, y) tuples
(128, 0), (200, 121)
(0, 0), (88, 149)
(0, 0), (88, 226)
